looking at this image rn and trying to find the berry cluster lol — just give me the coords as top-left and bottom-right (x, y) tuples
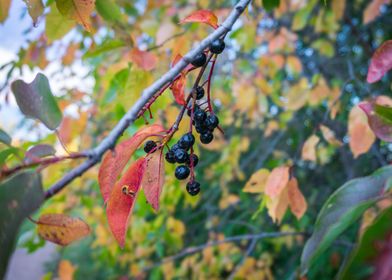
(142, 38), (226, 197)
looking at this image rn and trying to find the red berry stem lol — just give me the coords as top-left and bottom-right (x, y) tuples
(206, 54), (218, 113)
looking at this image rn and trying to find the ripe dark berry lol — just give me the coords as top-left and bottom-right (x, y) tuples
(210, 39), (225, 54)
(174, 148), (189, 163)
(187, 154), (199, 167)
(195, 86), (205, 100)
(187, 105), (200, 117)
(206, 114), (219, 130)
(200, 132), (213, 144)
(195, 122), (208, 134)
(175, 165), (190, 180)
(194, 109), (207, 123)
(178, 133), (195, 150)
(171, 143), (180, 152)
(191, 52), (207, 67)
(186, 181), (201, 196)
(165, 150), (176, 164)
(144, 140), (157, 153)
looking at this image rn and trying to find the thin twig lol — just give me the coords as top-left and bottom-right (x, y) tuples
(44, 0), (251, 199)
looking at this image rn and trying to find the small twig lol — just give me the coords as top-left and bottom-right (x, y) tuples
(147, 29), (189, 52)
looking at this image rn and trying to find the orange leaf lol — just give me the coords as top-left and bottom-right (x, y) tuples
(58, 260), (76, 280)
(348, 106), (375, 158)
(265, 166), (290, 198)
(320, 125), (342, 146)
(142, 148), (165, 211)
(106, 158), (146, 248)
(129, 48), (158, 71)
(170, 74), (186, 105)
(180, 9), (219, 29)
(267, 187), (289, 224)
(287, 178), (307, 220)
(363, 0), (391, 24)
(301, 134), (320, 162)
(98, 124), (165, 203)
(56, 0), (95, 32)
(37, 214), (91, 246)
(367, 40), (392, 83)
(243, 169), (270, 193)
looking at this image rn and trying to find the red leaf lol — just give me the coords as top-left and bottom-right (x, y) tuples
(106, 158), (146, 248)
(142, 148), (165, 211)
(170, 74), (186, 105)
(180, 10), (219, 29)
(359, 100), (392, 142)
(129, 48), (158, 71)
(98, 124), (165, 203)
(367, 40), (392, 83)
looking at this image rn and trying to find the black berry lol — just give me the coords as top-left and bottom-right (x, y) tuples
(191, 52), (207, 67)
(194, 109), (207, 123)
(174, 148), (189, 163)
(165, 150), (176, 164)
(144, 140), (157, 153)
(171, 143), (180, 152)
(186, 181), (201, 196)
(206, 114), (219, 130)
(187, 105), (200, 117)
(195, 122), (209, 134)
(195, 86), (204, 100)
(175, 165), (190, 180)
(200, 132), (213, 144)
(178, 133), (195, 150)
(187, 154), (199, 167)
(210, 39), (225, 54)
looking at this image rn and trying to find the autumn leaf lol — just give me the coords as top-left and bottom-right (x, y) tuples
(23, 0), (44, 26)
(55, 0), (96, 32)
(37, 214), (91, 246)
(243, 168), (270, 193)
(265, 166), (290, 198)
(348, 106), (376, 158)
(363, 0), (391, 24)
(98, 124), (165, 203)
(359, 101), (392, 142)
(129, 48), (158, 71)
(170, 74), (186, 106)
(287, 178), (307, 220)
(142, 148), (165, 211)
(58, 260), (76, 280)
(367, 40), (392, 83)
(301, 134), (320, 162)
(320, 125), (342, 146)
(106, 158), (146, 247)
(0, 0), (11, 23)
(180, 10), (219, 29)
(267, 187), (289, 224)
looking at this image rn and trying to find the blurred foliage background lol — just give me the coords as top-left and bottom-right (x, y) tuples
(1, 0), (392, 279)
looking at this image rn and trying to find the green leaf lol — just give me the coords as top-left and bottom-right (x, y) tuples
(300, 165), (392, 273)
(0, 171), (44, 279)
(11, 73), (63, 130)
(0, 128), (11, 145)
(359, 102), (392, 142)
(339, 206), (392, 279)
(0, 147), (19, 167)
(83, 40), (126, 59)
(96, 0), (122, 22)
(374, 104), (392, 123)
(262, 0), (280, 11)
(46, 4), (75, 43)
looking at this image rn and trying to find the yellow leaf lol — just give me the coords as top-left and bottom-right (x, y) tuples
(58, 260), (76, 280)
(320, 125), (342, 146)
(331, 0), (346, 21)
(56, 0), (96, 32)
(219, 194), (240, 209)
(23, 0), (44, 26)
(37, 213), (91, 246)
(287, 178), (307, 219)
(285, 78), (309, 110)
(265, 166), (290, 198)
(243, 169), (270, 193)
(267, 187), (289, 224)
(0, 0), (11, 23)
(167, 217), (185, 236)
(348, 106), (375, 158)
(301, 134), (320, 162)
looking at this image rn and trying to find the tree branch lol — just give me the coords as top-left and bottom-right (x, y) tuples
(44, 0), (252, 199)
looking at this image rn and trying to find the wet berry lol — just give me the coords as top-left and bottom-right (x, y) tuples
(191, 52), (207, 67)
(144, 140), (157, 153)
(187, 154), (199, 167)
(206, 114), (219, 130)
(186, 181), (201, 196)
(174, 148), (189, 163)
(194, 109), (207, 123)
(195, 86), (205, 100)
(165, 150), (176, 164)
(200, 132), (213, 144)
(178, 133), (195, 150)
(175, 165), (190, 180)
(210, 39), (225, 54)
